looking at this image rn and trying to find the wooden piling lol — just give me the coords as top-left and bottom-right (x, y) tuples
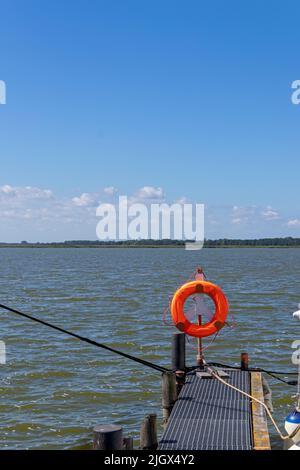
(174, 370), (186, 396)
(162, 371), (177, 429)
(241, 352), (249, 370)
(140, 414), (158, 450)
(123, 436), (134, 450)
(93, 424), (123, 450)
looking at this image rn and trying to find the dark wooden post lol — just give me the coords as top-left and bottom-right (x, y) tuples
(241, 352), (249, 370)
(93, 424), (123, 450)
(140, 414), (158, 450)
(172, 332), (186, 370)
(174, 370), (186, 395)
(172, 333), (186, 395)
(123, 436), (134, 450)
(162, 371), (177, 429)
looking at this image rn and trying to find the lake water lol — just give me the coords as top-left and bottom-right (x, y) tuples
(0, 248), (299, 449)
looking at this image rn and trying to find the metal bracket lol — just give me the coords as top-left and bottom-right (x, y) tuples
(196, 369), (230, 379)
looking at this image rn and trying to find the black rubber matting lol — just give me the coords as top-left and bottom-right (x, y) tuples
(158, 369), (253, 450)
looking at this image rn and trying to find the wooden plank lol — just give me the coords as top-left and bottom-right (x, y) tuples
(250, 372), (271, 450)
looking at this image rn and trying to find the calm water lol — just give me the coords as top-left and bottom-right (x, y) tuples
(0, 248), (299, 449)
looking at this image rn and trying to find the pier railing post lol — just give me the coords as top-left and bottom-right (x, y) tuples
(196, 315), (204, 368)
(140, 414), (158, 450)
(162, 371), (177, 429)
(93, 424), (123, 450)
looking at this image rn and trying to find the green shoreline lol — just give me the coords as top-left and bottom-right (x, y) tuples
(0, 246), (299, 248)
(1, 242), (300, 249)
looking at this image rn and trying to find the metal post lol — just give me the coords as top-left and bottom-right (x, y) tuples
(172, 332), (186, 370)
(197, 315), (204, 367)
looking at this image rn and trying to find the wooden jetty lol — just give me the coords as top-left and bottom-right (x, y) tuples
(158, 334), (271, 451)
(158, 368), (271, 450)
(93, 333), (271, 450)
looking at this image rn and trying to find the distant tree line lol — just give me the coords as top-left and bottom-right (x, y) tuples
(63, 239), (185, 246)
(204, 237), (300, 247)
(1, 237), (300, 247)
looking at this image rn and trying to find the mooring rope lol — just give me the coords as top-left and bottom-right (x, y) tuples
(0, 303), (170, 374)
(203, 360), (300, 442)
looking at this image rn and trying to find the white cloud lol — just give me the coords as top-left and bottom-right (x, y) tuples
(0, 183), (298, 241)
(0, 185), (53, 201)
(136, 186), (164, 200)
(72, 187), (118, 206)
(261, 207), (280, 220)
(0, 184), (15, 195)
(232, 217), (243, 224)
(103, 186), (118, 196)
(230, 205), (256, 224)
(72, 192), (96, 207)
(230, 205), (281, 225)
(287, 219), (300, 226)
(175, 196), (189, 205)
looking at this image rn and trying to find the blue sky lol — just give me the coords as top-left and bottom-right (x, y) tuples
(0, 0), (300, 241)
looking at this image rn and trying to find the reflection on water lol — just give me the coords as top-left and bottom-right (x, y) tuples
(0, 248), (299, 449)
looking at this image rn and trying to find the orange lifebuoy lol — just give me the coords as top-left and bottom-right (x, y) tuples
(171, 280), (229, 338)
